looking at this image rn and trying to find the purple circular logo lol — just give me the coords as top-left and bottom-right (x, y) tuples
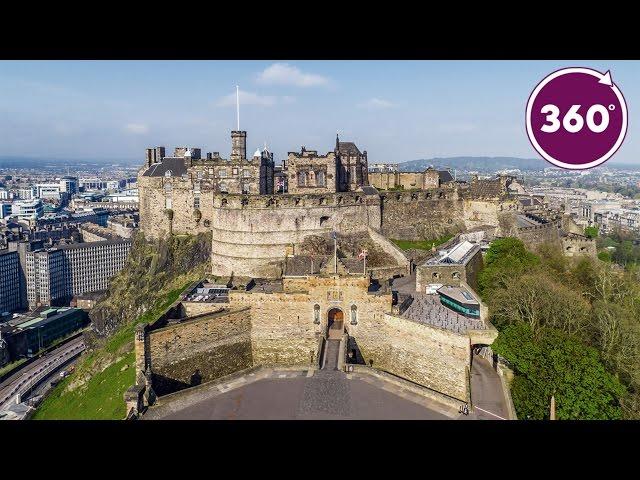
(526, 67), (628, 169)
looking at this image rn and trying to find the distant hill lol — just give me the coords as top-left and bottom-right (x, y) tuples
(397, 156), (546, 172)
(0, 156), (139, 169)
(396, 156), (640, 172)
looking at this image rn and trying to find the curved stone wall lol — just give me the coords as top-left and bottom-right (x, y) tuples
(210, 192), (382, 277)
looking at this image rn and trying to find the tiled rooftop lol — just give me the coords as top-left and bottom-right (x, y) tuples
(401, 293), (485, 334)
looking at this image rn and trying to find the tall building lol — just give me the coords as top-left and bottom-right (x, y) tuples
(0, 249), (21, 314)
(11, 199), (43, 220)
(59, 176), (78, 195)
(25, 239), (132, 309)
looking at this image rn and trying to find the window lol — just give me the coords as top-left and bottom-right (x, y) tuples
(232, 167), (238, 176)
(432, 272), (440, 279)
(197, 170), (203, 180)
(452, 271), (460, 279)
(194, 195), (200, 209)
(165, 170), (172, 177)
(317, 171), (325, 187)
(219, 169), (227, 177)
(243, 169), (251, 178)
(298, 171), (306, 186)
(219, 183), (228, 194)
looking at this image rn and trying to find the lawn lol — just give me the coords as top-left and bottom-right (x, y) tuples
(32, 283), (190, 420)
(391, 234), (455, 251)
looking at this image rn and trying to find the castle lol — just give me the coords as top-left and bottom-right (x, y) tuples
(138, 130), (532, 278)
(128, 129), (596, 418)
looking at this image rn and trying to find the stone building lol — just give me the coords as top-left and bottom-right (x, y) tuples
(143, 131), (275, 197)
(415, 240), (483, 293)
(283, 135), (369, 194)
(368, 167), (454, 191)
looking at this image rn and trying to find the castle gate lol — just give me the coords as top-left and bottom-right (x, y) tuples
(327, 308), (344, 340)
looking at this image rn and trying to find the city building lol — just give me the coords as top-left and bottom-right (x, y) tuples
(369, 163), (398, 173)
(34, 183), (63, 200)
(79, 178), (125, 191)
(11, 199), (43, 221)
(0, 249), (21, 314)
(0, 307), (88, 359)
(25, 239), (132, 309)
(1, 202), (11, 218)
(59, 176), (78, 195)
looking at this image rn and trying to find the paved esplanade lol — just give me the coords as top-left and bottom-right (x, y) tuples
(144, 368), (460, 420)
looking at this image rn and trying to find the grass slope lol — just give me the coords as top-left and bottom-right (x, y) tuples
(32, 283), (189, 420)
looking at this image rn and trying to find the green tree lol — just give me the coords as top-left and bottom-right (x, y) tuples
(584, 226), (599, 239)
(493, 324), (626, 420)
(597, 250), (612, 263)
(478, 238), (539, 296)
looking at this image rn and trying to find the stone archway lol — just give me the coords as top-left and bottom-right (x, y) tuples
(327, 308), (344, 340)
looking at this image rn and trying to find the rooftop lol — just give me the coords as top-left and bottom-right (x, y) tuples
(436, 286), (480, 306)
(401, 293), (484, 334)
(424, 240), (480, 266)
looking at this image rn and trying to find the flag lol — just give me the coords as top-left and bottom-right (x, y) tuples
(358, 249), (368, 260)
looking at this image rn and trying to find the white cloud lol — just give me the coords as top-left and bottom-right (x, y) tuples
(256, 63), (329, 87)
(358, 98), (397, 110)
(125, 123), (149, 134)
(216, 89), (277, 107)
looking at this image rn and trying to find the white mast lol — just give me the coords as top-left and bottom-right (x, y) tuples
(236, 85), (240, 131)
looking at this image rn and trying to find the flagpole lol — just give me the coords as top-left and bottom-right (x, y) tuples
(363, 253), (366, 276)
(334, 233), (337, 274)
(236, 85), (240, 131)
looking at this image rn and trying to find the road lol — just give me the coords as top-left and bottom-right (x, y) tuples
(469, 354), (511, 420)
(0, 337), (85, 415)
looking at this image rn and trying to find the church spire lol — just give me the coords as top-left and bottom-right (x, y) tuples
(335, 132), (340, 152)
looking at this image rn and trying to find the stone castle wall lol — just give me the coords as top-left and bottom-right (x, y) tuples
(379, 189), (520, 241)
(561, 235), (597, 257)
(516, 220), (562, 250)
(354, 313), (471, 401)
(146, 308), (253, 396)
(135, 275), (475, 402)
(209, 192), (382, 277)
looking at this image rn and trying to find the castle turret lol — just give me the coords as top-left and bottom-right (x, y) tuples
(231, 131), (247, 160)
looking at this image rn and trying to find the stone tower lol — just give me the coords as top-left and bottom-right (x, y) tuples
(231, 131), (247, 160)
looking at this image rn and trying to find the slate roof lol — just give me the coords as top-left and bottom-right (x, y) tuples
(284, 255), (330, 276)
(338, 142), (362, 156)
(359, 185), (379, 195)
(142, 157), (189, 177)
(438, 170), (454, 183)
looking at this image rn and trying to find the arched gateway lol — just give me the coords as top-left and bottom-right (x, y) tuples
(327, 308), (344, 340)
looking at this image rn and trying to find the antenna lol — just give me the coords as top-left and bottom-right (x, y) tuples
(236, 85), (240, 131)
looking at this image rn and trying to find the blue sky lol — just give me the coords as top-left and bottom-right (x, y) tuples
(0, 60), (638, 164)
